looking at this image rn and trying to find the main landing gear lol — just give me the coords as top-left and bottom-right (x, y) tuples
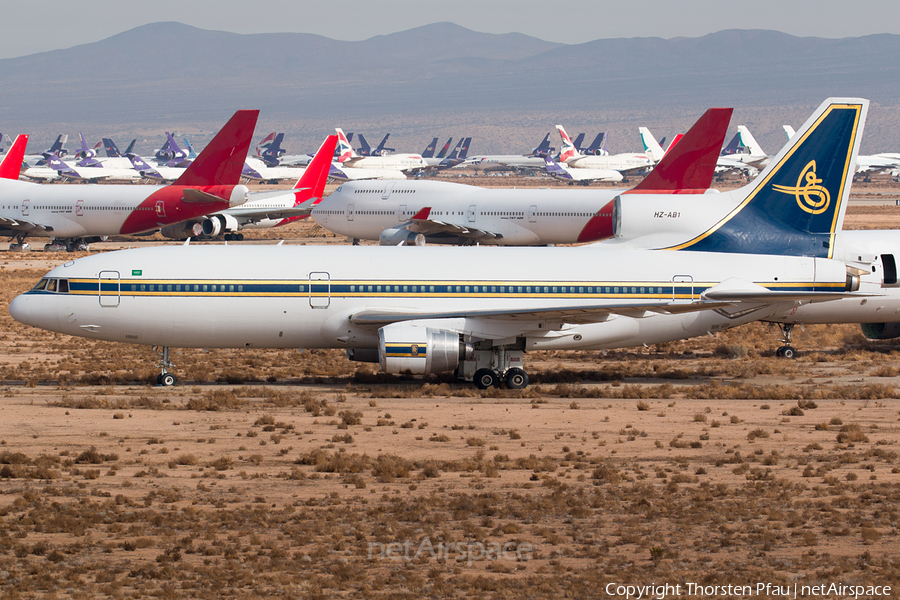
(464, 340), (531, 389)
(154, 346), (177, 386)
(775, 323), (797, 359)
(224, 233), (244, 241)
(42, 238), (90, 252)
(8, 233), (31, 252)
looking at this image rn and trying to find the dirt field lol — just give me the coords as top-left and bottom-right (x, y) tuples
(2, 194), (900, 598)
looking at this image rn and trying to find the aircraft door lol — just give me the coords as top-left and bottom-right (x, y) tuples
(308, 272), (330, 309)
(99, 270), (120, 307)
(381, 183), (395, 200)
(467, 205), (476, 223)
(347, 204), (354, 221)
(398, 204), (407, 221)
(672, 275), (694, 303)
(528, 205), (537, 223)
(22, 199), (29, 217)
(882, 254), (898, 286)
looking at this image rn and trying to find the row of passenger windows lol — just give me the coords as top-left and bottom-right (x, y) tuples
(349, 285), (667, 294)
(132, 284), (246, 292)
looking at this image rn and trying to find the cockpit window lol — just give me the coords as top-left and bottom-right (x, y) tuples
(31, 278), (69, 293)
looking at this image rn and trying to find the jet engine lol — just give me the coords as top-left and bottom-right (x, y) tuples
(861, 323), (900, 340)
(379, 227), (425, 246)
(201, 214), (240, 237)
(378, 324), (473, 374)
(160, 221), (205, 240)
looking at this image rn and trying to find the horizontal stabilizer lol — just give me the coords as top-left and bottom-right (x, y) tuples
(180, 188), (232, 204)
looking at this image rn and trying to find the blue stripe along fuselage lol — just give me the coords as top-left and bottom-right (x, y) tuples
(28, 278), (847, 298)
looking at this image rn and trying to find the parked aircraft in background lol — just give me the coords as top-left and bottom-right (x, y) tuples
(241, 157), (304, 183)
(22, 155), (143, 183)
(335, 129), (426, 172)
(127, 154), (187, 181)
(357, 133), (394, 156)
(422, 138), (471, 172)
(543, 157), (623, 184)
(22, 135), (69, 168)
(159, 136), (337, 241)
(557, 125), (653, 173)
(0, 110), (257, 251)
(312, 108), (732, 246)
(421, 138), (443, 159)
(328, 162), (406, 181)
(529, 132), (554, 157)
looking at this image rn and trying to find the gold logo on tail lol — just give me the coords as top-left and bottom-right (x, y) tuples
(772, 160), (830, 215)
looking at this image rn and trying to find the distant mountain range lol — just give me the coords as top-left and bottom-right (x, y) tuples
(2, 22), (899, 155)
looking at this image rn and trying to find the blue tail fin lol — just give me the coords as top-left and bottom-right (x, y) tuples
(668, 98), (867, 258)
(422, 138), (438, 158)
(436, 137), (453, 159)
(585, 132), (605, 155)
(103, 138), (122, 157)
(356, 134), (372, 156)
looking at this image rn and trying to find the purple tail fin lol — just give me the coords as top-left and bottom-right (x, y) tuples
(127, 153), (163, 179)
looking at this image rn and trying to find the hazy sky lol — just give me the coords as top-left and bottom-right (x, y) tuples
(3, 0), (899, 59)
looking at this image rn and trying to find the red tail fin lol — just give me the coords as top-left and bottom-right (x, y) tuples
(293, 135), (338, 205)
(630, 108), (732, 193)
(174, 110), (259, 187)
(0, 134), (28, 180)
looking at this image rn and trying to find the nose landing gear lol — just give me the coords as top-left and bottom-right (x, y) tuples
(154, 346), (177, 386)
(775, 323), (797, 359)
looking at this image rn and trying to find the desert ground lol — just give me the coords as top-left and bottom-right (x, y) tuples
(2, 178), (900, 598)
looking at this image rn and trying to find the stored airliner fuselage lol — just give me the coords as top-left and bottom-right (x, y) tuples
(10, 244), (858, 387)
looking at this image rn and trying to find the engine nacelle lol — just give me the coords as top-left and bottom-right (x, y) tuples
(378, 324), (471, 374)
(379, 227), (425, 246)
(201, 214), (240, 237)
(160, 221), (205, 240)
(861, 323), (900, 340)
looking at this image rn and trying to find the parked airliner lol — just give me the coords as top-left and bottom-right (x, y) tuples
(311, 108), (732, 246)
(158, 136), (337, 240)
(0, 110), (258, 251)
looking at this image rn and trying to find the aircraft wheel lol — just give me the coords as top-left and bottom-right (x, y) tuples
(224, 233), (233, 241)
(775, 347), (784, 358)
(505, 368), (529, 389)
(781, 347), (797, 360)
(160, 373), (177, 386)
(236, 233), (244, 241)
(473, 368), (499, 390)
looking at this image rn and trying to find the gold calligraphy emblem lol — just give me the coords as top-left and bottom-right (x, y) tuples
(773, 160), (830, 215)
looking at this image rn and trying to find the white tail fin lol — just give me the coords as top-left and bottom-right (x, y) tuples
(334, 128), (357, 162)
(783, 125), (796, 140)
(556, 125), (582, 163)
(737, 126), (766, 157)
(639, 127), (665, 162)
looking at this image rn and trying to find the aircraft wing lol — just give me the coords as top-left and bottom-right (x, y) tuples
(349, 279), (872, 329)
(402, 208), (502, 241)
(0, 215), (52, 233)
(349, 299), (736, 328)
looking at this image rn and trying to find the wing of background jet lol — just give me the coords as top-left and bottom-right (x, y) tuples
(402, 207), (502, 241)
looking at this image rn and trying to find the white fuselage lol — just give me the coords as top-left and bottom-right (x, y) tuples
(342, 154), (425, 171)
(0, 178), (248, 239)
(567, 153), (653, 172)
(330, 164), (406, 181)
(462, 156), (547, 170)
(9, 244), (849, 354)
(311, 179), (621, 245)
(243, 157), (305, 182)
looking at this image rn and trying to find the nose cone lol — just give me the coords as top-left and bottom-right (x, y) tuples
(9, 294), (34, 326)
